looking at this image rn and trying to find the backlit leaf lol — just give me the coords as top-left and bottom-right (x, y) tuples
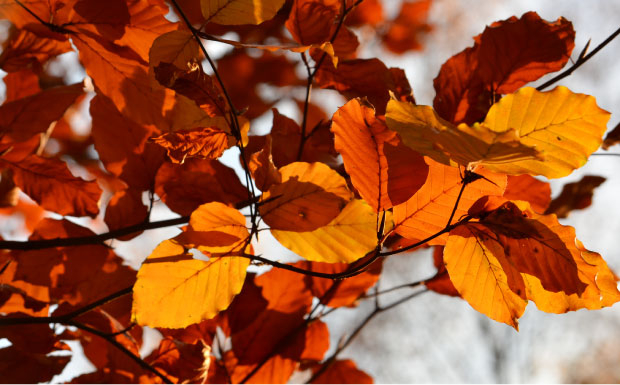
(260, 162), (352, 232)
(2, 154), (102, 217)
(201, 0), (286, 25)
(444, 224), (527, 329)
(271, 199), (383, 263)
(443, 198), (620, 327)
(0, 83), (83, 142)
(393, 158), (506, 245)
(386, 98), (541, 169)
(133, 238), (249, 328)
(503, 175), (551, 214)
(331, 98), (428, 211)
(481, 87), (610, 178)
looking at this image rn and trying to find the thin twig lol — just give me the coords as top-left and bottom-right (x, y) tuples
(68, 320), (173, 384)
(537, 26), (620, 91)
(296, 0), (363, 160)
(308, 289), (429, 382)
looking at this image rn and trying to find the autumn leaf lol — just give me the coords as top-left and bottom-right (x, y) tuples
(545, 175), (605, 218)
(386, 98), (542, 170)
(331, 98), (428, 212)
(271, 199), (384, 263)
(149, 29), (200, 75)
(381, 0), (432, 54)
(0, 28), (72, 72)
(0, 83), (83, 142)
(388, 87), (610, 178)
(443, 198), (620, 328)
(90, 94), (164, 190)
(480, 86), (610, 178)
(303, 259), (383, 307)
(1, 154), (102, 217)
(155, 157), (247, 216)
(444, 223), (528, 329)
(152, 126), (232, 163)
(310, 359), (374, 384)
(316, 58), (414, 114)
(133, 239), (249, 328)
(503, 175), (551, 214)
(260, 161), (352, 232)
(392, 157), (506, 245)
(201, 0), (286, 25)
(433, 12), (575, 125)
(249, 135), (282, 191)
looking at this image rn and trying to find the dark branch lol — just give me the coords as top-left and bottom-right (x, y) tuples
(537, 26), (620, 91)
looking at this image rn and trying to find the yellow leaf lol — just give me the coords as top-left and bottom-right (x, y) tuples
(201, 0), (286, 25)
(260, 162), (352, 232)
(386, 99), (541, 169)
(271, 200), (386, 263)
(185, 201), (251, 255)
(149, 30), (199, 73)
(132, 239), (250, 328)
(444, 225), (527, 329)
(481, 86), (610, 178)
(132, 203), (251, 328)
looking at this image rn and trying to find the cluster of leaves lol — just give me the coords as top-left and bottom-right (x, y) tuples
(0, 0), (619, 383)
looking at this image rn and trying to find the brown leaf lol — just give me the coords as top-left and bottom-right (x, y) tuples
(2, 154), (102, 217)
(381, 0), (432, 54)
(545, 175), (606, 218)
(434, 12), (575, 125)
(310, 359), (374, 384)
(155, 158), (247, 216)
(315, 58), (414, 114)
(0, 83), (83, 142)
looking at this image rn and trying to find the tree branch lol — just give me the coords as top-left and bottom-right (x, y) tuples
(307, 288), (429, 383)
(68, 320), (173, 384)
(537, 25), (620, 91)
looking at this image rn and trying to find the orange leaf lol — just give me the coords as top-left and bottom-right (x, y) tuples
(545, 175), (605, 218)
(443, 198), (620, 327)
(476, 12), (575, 94)
(381, 0), (432, 54)
(2, 154), (102, 217)
(0, 28), (73, 72)
(90, 95), (164, 190)
(315, 58), (414, 114)
(73, 33), (175, 126)
(434, 12), (575, 125)
(310, 359), (374, 384)
(0, 83), (83, 143)
(444, 224), (528, 329)
(103, 188), (148, 241)
(155, 157), (247, 216)
(331, 98), (428, 211)
(393, 158), (506, 245)
(133, 227), (250, 327)
(151, 126), (232, 163)
(286, 0), (340, 46)
(249, 135), (281, 191)
(503, 175), (551, 214)
(260, 162), (351, 231)
(2, 70), (41, 102)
